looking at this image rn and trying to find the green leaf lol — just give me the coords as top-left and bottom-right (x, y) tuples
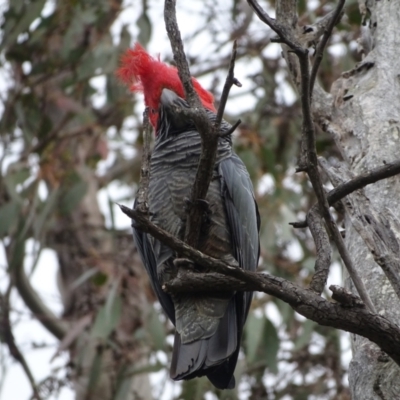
(0, 0), (47, 51)
(244, 312), (265, 364)
(180, 377), (209, 400)
(263, 318), (279, 373)
(34, 187), (59, 239)
(86, 349), (103, 395)
(0, 201), (21, 237)
(71, 268), (99, 290)
(114, 372), (132, 400)
(91, 281), (122, 339)
(294, 320), (317, 351)
(124, 361), (164, 376)
(59, 179), (88, 215)
(147, 308), (166, 351)
(137, 11), (152, 47)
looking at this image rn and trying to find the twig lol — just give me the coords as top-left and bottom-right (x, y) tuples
(214, 40), (240, 130)
(135, 108), (152, 213)
(326, 158), (400, 205)
(164, 0), (241, 251)
(330, 285), (366, 308)
(13, 256), (66, 340)
(218, 119), (241, 137)
(164, 0), (219, 249)
(247, 0), (303, 52)
(309, 0), (346, 97)
(0, 290), (42, 400)
(290, 158), (400, 228)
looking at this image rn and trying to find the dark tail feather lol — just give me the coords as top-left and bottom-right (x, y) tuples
(170, 332), (208, 380)
(170, 299), (238, 389)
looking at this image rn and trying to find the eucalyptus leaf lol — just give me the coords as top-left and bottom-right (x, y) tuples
(59, 179), (88, 215)
(86, 350), (103, 395)
(137, 11), (152, 47)
(91, 283), (122, 339)
(244, 312), (265, 364)
(294, 320), (317, 351)
(0, 201), (21, 237)
(147, 308), (166, 351)
(263, 318), (279, 373)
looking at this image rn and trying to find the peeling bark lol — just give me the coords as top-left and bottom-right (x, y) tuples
(314, 1), (400, 398)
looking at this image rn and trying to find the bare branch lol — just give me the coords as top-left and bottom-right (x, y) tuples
(13, 256), (67, 340)
(214, 40), (240, 130)
(326, 158), (400, 205)
(309, 0), (346, 96)
(161, 270), (400, 368)
(164, 0), (219, 249)
(247, 0), (302, 51)
(290, 158), (400, 228)
(0, 290), (42, 400)
(118, 200), (400, 366)
(135, 108), (152, 213)
(164, 0), (203, 109)
(247, 0), (375, 311)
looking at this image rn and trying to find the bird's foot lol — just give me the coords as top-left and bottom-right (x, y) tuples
(173, 258), (195, 270)
(157, 262), (178, 285)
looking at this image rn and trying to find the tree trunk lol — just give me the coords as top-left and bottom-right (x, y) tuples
(315, 1), (400, 398)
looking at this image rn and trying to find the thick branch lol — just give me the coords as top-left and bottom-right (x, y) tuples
(119, 203), (400, 366)
(162, 270), (400, 367)
(307, 205), (331, 294)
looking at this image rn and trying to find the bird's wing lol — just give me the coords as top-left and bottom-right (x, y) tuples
(219, 152), (260, 317)
(132, 200), (176, 325)
(220, 152), (260, 271)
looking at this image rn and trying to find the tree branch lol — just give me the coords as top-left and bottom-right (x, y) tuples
(248, 0), (375, 311)
(164, 0), (218, 249)
(0, 289), (42, 400)
(309, 0), (346, 96)
(118, 199), (400, 366)
(161, 269), (400, 368)
(307, 205), (331, 295)
(290, 158), (400, 228)
(214, 40), (241, 130)
(13, 256), (66, 340)
(135, 108), (152, 213)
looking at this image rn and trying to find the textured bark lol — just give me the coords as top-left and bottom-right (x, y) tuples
(313, 1), (400, 398)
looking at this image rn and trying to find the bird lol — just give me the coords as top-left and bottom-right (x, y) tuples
(117, 43), (260, 390)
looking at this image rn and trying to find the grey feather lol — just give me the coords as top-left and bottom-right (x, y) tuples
(132, 89), (260, 389)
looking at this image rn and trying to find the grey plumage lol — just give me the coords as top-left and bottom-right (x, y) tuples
(133, 89), (260, 389)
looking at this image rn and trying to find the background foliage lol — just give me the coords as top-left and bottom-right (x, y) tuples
(0, 0), (363, 399)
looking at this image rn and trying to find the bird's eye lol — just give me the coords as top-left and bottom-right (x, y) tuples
(151, 108), (158, 114)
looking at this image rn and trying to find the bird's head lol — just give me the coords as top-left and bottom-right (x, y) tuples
(117, 43), (216, 130)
